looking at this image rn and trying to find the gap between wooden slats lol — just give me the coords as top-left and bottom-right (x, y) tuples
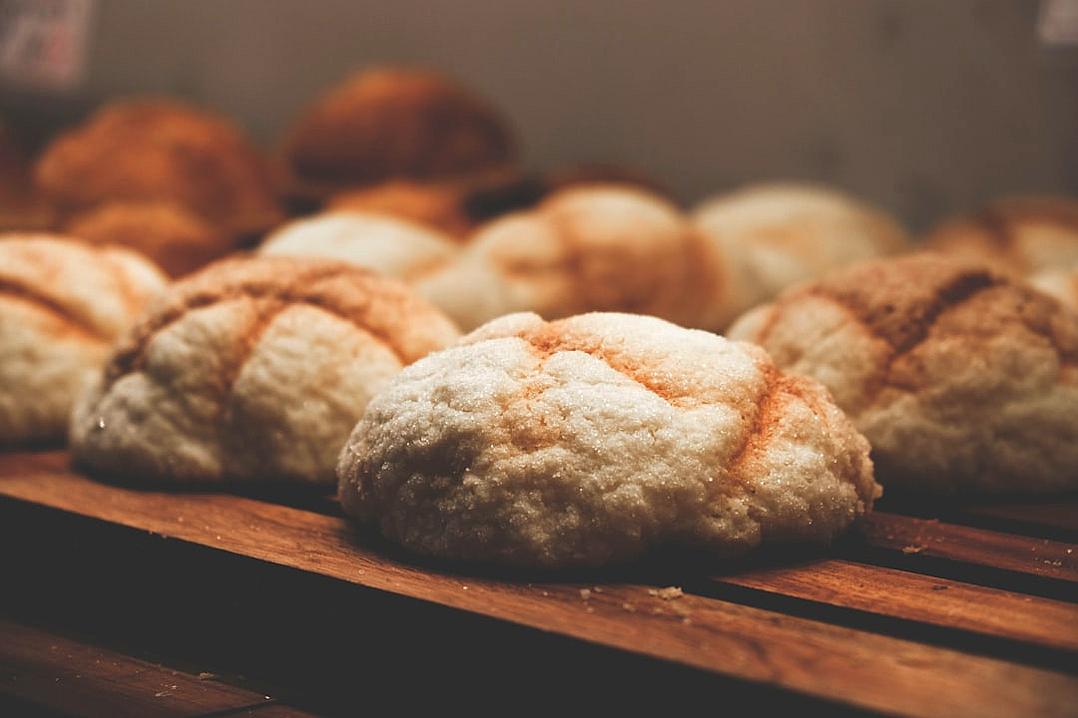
(0, 458), (1076, 718)
(0, 619), (315, 718)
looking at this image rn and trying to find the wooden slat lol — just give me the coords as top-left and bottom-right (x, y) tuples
(961, 502), (1078, 536)
(0, 457), (1076, 718)
(0, 619), (315, 718)
(713, 559), (1078, 651)
(859, 513), (1078, 582)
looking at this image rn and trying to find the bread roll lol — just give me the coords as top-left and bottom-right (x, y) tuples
(327, 181), (475, 237)
(338, 312), (878, 567)
(71, 256), (459, 484)
(66, 201), (229, 277)
(925, 196), (1078, 275)
(35, 99), (282, 236)
(260, 211), (459, 282)
(1031, 268), (1078, 313)
(692, 183), (909, 329)
(728, 254), (1078, 494)
(0, 235), (167, 444)
(416, 185), (722, 331)
(279, 68), (515, 200)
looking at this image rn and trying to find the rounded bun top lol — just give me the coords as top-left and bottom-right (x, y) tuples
(338, 311), (878, 567)
(327, 180), (476, 237)
(0, 233), (168, 340)
(925, 195), (1078, 274)
(35, 99), (282, 235)
(65, 201), (228, 277)
(280, 68), (516, 195)
(259, 210), (459, 282)
(101, 255), (458, 388)
(72, 255), (460, 484)
(692, 183), (909, 328)
(417, 184), (720, 331)
(728, 253), (1078, 494)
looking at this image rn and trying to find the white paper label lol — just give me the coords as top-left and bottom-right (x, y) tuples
(0, 0), (94, 90)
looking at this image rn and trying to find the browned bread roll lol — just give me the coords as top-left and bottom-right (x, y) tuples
(71, 255), (459, 484)
(728, 254), (1078, 495)
(278, 68), (516, 200)
(35, 99), (282, 236)
(0, 234), (167, 444)
(925, 196), (1078, 275)
(338, 311), (879, 567)
(66, 201), (231, 277)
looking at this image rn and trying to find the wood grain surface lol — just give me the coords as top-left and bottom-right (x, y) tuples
(1, 450), (1076, 718)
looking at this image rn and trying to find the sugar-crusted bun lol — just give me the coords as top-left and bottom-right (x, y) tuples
(728, 254), (1078, 495)
(35, 99), (282, 236)
(66, 201), (230, 277)
(416, 185), (722, 331)
(925, 196), (1078, 275)
(692, 183), (909, 329)
(71, 256), (460, 484)
(0, 235), (167, 444)
(279, 68), (516, 199)
(1031, 267), (1078, 313)
(260, 211), (459, 282)
(338, 312), (878, 568)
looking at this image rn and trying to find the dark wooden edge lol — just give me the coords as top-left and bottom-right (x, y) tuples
(1, 457), (1076, 718)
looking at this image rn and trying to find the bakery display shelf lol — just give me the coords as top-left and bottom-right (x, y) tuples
(1, 449), (1076, 717)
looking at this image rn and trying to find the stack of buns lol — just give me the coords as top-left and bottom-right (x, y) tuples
(2, 66), (1075, 570)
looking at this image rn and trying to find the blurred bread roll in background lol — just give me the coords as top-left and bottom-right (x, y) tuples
(0, 235), (167, 444)
(260, 211), (459, 281)
(728, 254), (1078, 495)
(278, 68), (517, 201)
(924, 196), (1078, 275)
(34, 99), (282, 238)
(692, 183), (909, 329)
(1031, 267), (1078, 313)
(65, 201), (229, 277)
(416, 185), (721, 331)
(327, 180), (476, 237)
(338, 311), (879, 568)
(71, 256), (459, 485)
(0, 122), (50, 231)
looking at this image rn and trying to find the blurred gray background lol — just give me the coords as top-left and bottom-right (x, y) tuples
(2, 0), (1076, 229)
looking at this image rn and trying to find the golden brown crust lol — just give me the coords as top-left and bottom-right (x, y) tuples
(762, 254), (1078, 397)
(103, 255), (455, 387)
(34, 99), (283, 235)
(542, 163), (670, 198)
(66, 201), (232, 276)
(327, 181), (474, 238)
(280, 68), (516, 195)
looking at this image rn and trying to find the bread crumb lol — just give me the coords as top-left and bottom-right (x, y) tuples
(579, 588), (592, 600)
(621, 602), (637, 612)
(197, 672), (217, 680)
(901, 545), (925, 554)
(647, 586), (683, 600)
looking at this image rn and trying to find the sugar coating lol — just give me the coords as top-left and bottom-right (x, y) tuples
(728, 254), (1078, 494)
(416, 185), (721, 331)
(260, 210), (459, 281)
(692, 183), (908, 329)
(338, 312), (878, 567)
(71, 255), (460, 484)
(0, 235), (168, 443)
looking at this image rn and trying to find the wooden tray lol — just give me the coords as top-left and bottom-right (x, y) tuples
(1, 449), (1076, 717)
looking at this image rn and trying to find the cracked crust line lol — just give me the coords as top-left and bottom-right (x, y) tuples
(0, 277), (107, 340)
(103, 262), (418, 387)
